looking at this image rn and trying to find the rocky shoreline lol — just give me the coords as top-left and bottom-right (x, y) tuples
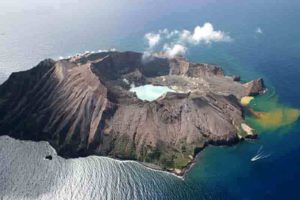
(0, 51), (265, 173)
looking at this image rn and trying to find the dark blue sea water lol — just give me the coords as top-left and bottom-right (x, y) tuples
(1, 0), (300, 199)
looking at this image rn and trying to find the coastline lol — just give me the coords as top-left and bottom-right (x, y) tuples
(0, 51), (263, 179)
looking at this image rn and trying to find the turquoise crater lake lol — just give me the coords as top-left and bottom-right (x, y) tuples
(130, 84), (175, 101)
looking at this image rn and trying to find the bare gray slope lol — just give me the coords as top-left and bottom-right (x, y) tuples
(0, 51), (264, 173)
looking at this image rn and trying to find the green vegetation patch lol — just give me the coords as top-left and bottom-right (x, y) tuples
(111, 135), (136, 159)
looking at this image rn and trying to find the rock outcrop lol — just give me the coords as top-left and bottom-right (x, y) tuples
(0, 51), (265, 174)
(243, 78), (265, 96)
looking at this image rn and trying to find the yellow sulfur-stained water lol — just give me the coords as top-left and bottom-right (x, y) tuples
(251, 108), (300, 130)
(246, 92), (300, 131)
(240, 96), (254, 106)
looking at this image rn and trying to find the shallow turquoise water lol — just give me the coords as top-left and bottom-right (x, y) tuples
(1, 0), (300, 199)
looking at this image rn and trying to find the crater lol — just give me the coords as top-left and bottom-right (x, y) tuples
(130, 84), (175, 101)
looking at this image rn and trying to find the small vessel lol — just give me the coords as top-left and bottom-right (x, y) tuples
(251, 146), (271, 161)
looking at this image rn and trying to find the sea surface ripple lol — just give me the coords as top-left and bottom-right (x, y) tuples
(0, 136), (213, 200)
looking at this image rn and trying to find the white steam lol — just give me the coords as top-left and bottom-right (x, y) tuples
(145, 33), (161, 48)
(144, 22), (232, 58)
(163, 44), (187, 58)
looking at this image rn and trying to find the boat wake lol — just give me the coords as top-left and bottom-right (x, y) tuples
(251, 146), (271, 162)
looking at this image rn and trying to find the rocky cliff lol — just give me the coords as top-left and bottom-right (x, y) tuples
(0, 51), (264, 174)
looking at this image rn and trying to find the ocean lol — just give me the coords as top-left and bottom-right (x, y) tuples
(1, 0), (300, 199)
